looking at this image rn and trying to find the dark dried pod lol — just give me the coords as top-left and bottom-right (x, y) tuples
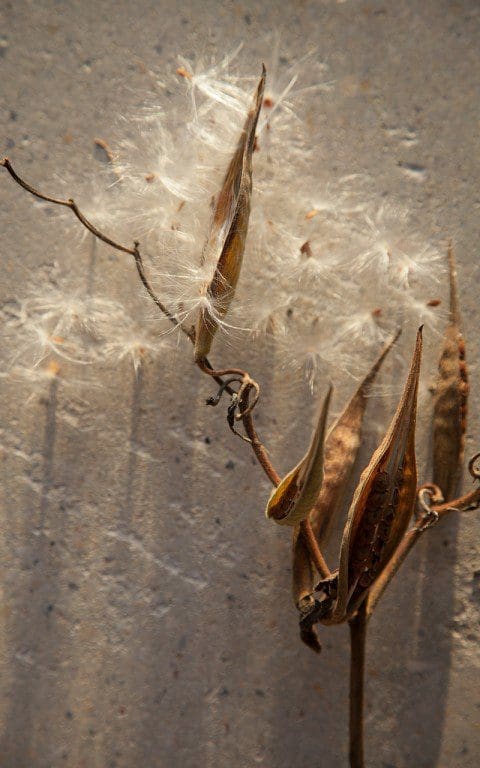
(330, 328), (423, 623)
(292, 331), (400, 612)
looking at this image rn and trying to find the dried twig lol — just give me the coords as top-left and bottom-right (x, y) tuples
(349, 600), (367, 768)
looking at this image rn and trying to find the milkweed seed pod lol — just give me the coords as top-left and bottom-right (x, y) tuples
(330, 328), (423, 624)
(292, 331), (400, 612)
(266, 386), (332, 526)
(432, 245), (468, 501)
(194, 67), (265, 363)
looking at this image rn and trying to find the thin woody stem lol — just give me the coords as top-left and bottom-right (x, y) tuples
(349, 600), (367, 768)
(366, 523), (425, 617)
(2, 156), (332, 582)
(132, 242), (192, 336)
(239, 391), (281, 486)
(1, 157), (136, 255)
(365, 470), (480, 617)
(1, 158), (233, 393)
(300, 519), (332, 579)
(433, 488), (480, 516)
(1, 157), (185, 334)
(432, 454), (480, 515)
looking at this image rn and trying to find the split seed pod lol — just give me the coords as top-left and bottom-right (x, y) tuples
(266, 386), (332, 527)
(432, 245), (468, 501)
(330, 328), (423, 623)
(292, 331), (400, 612)
(194, 67), (266, 362)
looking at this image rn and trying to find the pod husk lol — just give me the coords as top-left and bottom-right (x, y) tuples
(194, 68), (265, 362)
(292, 331), (400, 610)
(330, 328), (423, 623)
(266, 386), (332, 527)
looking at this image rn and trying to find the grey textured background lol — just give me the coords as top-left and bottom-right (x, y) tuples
(1, 2), (479, 767)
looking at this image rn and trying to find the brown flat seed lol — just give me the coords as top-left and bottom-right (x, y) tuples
(432, 245), (468, 501)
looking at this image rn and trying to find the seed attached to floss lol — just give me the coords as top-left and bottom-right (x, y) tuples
(194, 67), (266, 363)
(292, 331), (400, 613)
(266, 386), (332, 526)
(432, 245), (469, 501)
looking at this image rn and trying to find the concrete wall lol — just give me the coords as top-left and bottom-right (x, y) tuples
(0, 2), (479, 766)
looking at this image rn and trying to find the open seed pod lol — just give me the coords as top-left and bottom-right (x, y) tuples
(327, 327), (423, 623)
(292, 331), (400, 613)
(266, 386), (332, 527)
(194, 67), (266, 362)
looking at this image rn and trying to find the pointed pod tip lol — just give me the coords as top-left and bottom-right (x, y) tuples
(412, 325), (424, 367)
(317, 384), (333, 434)
(257, 67), (266, 102)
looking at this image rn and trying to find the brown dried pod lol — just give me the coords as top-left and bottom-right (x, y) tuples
(330, 328), (423, 623)
(194, 67), (266, 362)
(432, 245), (468, 501)
(292, 331), (400, 611)
(266, 386), (332, 527)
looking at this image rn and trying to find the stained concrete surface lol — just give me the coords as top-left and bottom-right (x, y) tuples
(0, 2), (479, 767)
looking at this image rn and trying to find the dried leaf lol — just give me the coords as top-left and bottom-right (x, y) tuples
(194, 68), (266, 362)
(292, 331), (400, 610)
(331, 328), (423, 623)
(266, 386), (332, 527)
(432, 245), (468, 501)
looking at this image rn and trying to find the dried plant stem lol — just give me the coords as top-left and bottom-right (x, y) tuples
(1, 157), (184, 336)
(241, 407), (281, 486)
(366, 497), (478, 615)
(366, 523), (426, 617)
(1, 156), (333, 580)
(349, 600), (367, 768)
(366, 457), (480, 616)
(0, 159), (246, 389)
(433, 488), (480, 516)
(300, 519), (331, 579)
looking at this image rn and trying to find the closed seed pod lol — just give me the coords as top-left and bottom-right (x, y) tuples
(432, 245), (468, 501)
(194, 67), (266, 362)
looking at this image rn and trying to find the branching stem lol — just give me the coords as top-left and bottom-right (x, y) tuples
(2, 156), (332, 618)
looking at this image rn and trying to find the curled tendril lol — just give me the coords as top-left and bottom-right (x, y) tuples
(416, 484), (442, 531)
(468, 451), (480, 481)
(226, 394), (252, 442)
(206, 376), (244, 407)
(235, 376), (260, 419)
